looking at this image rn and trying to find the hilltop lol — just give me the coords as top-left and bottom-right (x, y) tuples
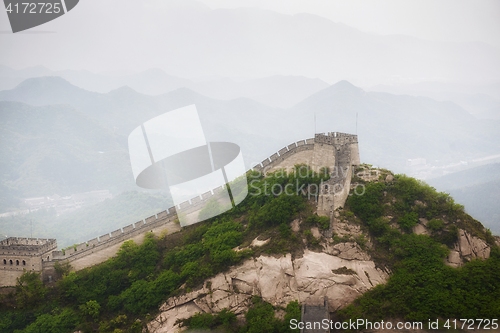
(0, 165), (498, 333)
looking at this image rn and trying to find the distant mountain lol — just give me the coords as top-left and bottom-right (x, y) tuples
(0, 78), (284, 207)
(0, 101), (131, 205)
(0, 76), (286, 159)
(191, 75), (329, 108)
(0, 67), (329, 108)
(2, 77), (500, 210)
(2, 76), (499, 172)
(0, 77), (161, 135)
(289, 81), (500, 170)
(427, 163), (500, 190)
(426, 164), (500, 234)
(0, 76), (95, 106)
(447, 180), (500, 235)
(0, 66), (54, 91)
(2, 78), (500, 242)
(369, 81), (500, 120)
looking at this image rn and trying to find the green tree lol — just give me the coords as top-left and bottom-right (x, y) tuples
(79, 300), (101, 321)
(54, 261), (71, 279)
(15, 271), (47, 309)
(398, 212), (418, 231)
(22, 308), (78, 333)
(243, 297), (281, 333)
(284, 301), (301, 333)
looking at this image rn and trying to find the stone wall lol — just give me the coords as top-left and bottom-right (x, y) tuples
(39, 184), (238, 276)
(252, 139), (315, 174)
(45, 210), (178, 274)
(1, 132), (360, 286)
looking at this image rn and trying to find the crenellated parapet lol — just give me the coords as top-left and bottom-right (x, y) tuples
(253, 132), (359, 175)
(252, 138), (316, 173)
(0, 237), (57, 255)
(314, 132), (358, 145)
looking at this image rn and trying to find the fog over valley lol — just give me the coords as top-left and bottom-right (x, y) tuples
(1, 0), (499, 240)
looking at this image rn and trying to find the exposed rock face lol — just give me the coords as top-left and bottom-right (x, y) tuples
(310, 227), (322, 239)
(332, 218), (363, 239)
(412, 218), (430, 236)
(324, 242), (371, 261)
(446, 229), (491, 267)
(148, 249), (389, 333)
(357, 169), (380, 182)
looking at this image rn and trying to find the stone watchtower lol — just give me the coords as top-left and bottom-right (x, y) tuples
(0, 237), (57, 287)
(314, 132), (360, 218)
(260, 132), (360, 217)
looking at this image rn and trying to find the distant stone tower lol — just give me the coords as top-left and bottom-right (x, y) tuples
(0, 237), (57, 287)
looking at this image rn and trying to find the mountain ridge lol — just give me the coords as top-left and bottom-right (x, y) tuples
(2, 76), (500, 233)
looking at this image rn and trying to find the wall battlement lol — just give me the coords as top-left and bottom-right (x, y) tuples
(252, 132), (359, 174)
(314, 132), (357, 145)
(0, 131), (360, 287)
(1, 238), (57, 256)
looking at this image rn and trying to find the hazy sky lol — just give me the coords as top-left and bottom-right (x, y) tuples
(0, 0), (498, 84)
(199, 0), (500, 47)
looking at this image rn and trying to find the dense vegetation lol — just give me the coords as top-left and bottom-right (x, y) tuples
(181, 297), (301, 333)
(339, 173), (500, 327)
(0, 166), (328, 333)
(1, 167), (498, 332)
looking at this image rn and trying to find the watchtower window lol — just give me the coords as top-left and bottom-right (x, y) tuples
(22, 260), (26, 266)
(9, 259), (13, 265)
(2, 259), (5, 265)
(47, 256), (49, 261)
(16, 260), (19, 266)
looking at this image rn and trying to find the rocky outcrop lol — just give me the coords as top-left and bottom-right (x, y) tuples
(446, 229), (491, 267)
(412, 218), (430, 236)
(148, 248), (389, 333)
(324, 242), (371, 261)
(409, 218), (491, 268)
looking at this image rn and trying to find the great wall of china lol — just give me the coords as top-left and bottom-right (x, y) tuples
(0, 132), (360, 287)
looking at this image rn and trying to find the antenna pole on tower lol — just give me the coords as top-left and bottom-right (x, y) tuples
(314, 113), (316, 134)
(356, 112), (358, 135)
